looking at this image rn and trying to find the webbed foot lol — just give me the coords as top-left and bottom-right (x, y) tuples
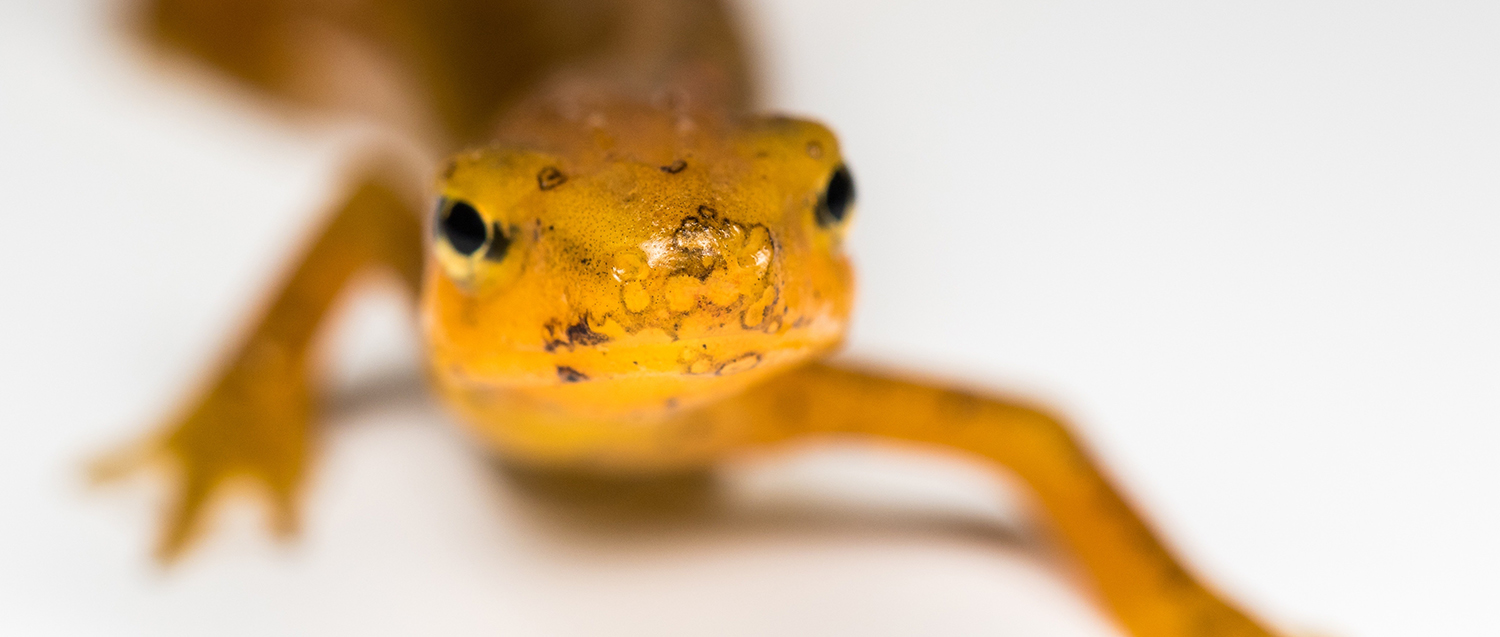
(92, 339), (311, 562)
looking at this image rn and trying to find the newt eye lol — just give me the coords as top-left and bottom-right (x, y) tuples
(816, 164), (855, 227)
(438, 198), (488, 255)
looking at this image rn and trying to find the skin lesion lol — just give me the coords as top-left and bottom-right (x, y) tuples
(613, 215), (779, 323)
(651, 211), (778, 318)
(555, 366), (589, 383)
(714, 352), (761, 376)
(550, 208), (784, 380)
(543, 316), (613, 353)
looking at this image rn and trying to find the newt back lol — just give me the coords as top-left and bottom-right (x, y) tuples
(136, 0), (756, 148)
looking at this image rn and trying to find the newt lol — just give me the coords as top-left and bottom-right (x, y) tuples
(95, 1), (1287, 635)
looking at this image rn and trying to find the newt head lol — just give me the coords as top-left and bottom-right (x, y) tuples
(423, 96), (855, 420)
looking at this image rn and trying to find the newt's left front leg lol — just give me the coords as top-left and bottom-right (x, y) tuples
(710, 362), (1282, 637)
(93, 172), (424, 561)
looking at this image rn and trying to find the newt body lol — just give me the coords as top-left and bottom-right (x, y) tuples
(100, 1), (1286, 635)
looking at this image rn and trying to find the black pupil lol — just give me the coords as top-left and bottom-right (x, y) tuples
(440, 199), (487, 255)
(818, 165), (855, 226)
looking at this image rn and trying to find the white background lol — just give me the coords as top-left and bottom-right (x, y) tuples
(2, 0), (1498, 635)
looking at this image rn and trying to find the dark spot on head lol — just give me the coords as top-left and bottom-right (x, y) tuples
(566, 319), (609, 346)
(665, 398), (679, 409)
(440, 161), (458, 180)
(484, 222), (511, 261)
(661, 160), (687, 174)
(556, 366), (588, 383)
(537, 166), (567, 191)
(696, 205), (717, 219)
(438, 199), (487, 255)
(816, 164), (855, 227)
(717, 353), (762, 376)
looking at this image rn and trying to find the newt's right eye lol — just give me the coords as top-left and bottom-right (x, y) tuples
(437, 198), (488, 255)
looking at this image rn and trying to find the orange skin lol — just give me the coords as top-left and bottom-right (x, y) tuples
(95, 1), (1288, 636)
(429, 102), (853, 467)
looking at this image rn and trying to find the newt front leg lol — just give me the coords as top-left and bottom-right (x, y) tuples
(712, 363), (1280, 637)
(93, 171), (423, 561)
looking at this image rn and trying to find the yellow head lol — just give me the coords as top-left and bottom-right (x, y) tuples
(422, 96), (855, 423)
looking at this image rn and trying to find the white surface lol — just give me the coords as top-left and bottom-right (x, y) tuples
(2, 0), (1498, 635)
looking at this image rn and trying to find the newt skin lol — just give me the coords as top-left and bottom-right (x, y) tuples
(97, 1), (1286, 635)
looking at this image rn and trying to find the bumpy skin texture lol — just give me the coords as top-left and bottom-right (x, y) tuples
(428, 98), (853, 467)
(101, 1), (1287, 635)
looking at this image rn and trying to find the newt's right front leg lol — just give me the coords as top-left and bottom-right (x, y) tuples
(93, 171), (424, 561)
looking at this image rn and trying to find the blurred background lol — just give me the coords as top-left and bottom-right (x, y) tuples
(2, 0), (1498, 635)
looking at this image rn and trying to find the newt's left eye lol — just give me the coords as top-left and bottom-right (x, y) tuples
(816, 164), (855, 227)
(437, 198), (488, 255)
(432, 196), (521, 290)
